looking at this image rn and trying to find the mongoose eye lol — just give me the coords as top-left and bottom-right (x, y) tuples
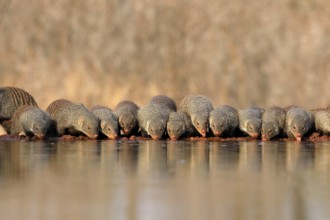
(176, 129), (180, 133)
(302, 127), (305, 131)
(87, 126), (91, 130)
(211, 124), (215, 128)
(150, 128), (153, 132)
(249, 126), (253, 131)
(196, 122), (200, 126)
(293, 125), (296, 130)
(107, 128), (111, 132)
(121, 123), (124, 127)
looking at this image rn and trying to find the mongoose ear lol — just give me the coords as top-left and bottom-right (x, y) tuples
(30, 122), (35, 132)
(244, 120), (249, 128)
(78, 117), (85, 127)
(118, 115), (123, 122)
(191, 115), (196, 123)
(100, 120), (106, 129)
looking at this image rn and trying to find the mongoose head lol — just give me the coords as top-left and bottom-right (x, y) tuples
(289, 115), (309, 141)
(21, 109), (52, 139)
(209, 115), (226, 137)
(261, 122), (279, 141)
(191, 114), (209, 137)
(245, 119), (262, 139)
(119, 113), (137, 135)
(147, 119), (166, 140)
(100, 118), (119, 140)
(167, 120), (185, 140)
(77, 115), (99, 139)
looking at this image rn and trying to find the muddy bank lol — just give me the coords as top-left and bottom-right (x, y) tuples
(0, 132), (330, 142)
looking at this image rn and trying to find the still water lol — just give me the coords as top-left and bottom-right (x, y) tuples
(0, 139), (329, 220)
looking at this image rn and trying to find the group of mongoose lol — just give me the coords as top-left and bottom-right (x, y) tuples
(0, 86), (329, 141)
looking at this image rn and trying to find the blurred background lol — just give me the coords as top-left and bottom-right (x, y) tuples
(0, 0), (329, 110)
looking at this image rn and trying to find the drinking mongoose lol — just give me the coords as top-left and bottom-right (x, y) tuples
(179, 95), (213, 137)
(91, 106), (119, 139)
(10, 105), (53, 139)
(46, 99), (99, 139)
(238, 108), (263, 138)
(137, 103), (171, 140)
(167, 111), (196, 140)
(285, 106), (314, 141)
(0, 86), (38, 121)
(209, 105), (238, 137)
(312, 109), (330, 135)
(149, 95), (177, 112)
(261, 106), (286, 141)
(114, 100), (139, 136)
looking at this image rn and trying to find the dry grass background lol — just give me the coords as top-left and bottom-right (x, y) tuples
(0, 0), (329, 110)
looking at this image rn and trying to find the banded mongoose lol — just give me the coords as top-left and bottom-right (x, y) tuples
(46, 99), (99, 139)
(312, 109), (330, 135)
(137, 103), (171, 140)
(238, 108), (263, 138)
(285, 106), (314, 141)
(91, 106), (119, 139)
(0, 87), (38, 121)
(261, 106), (286, 141)
(209, 105), (238, 137)
(114, 100), (139, 136)
(179, 95), (213, 137)
(10, 105), (53, 139)
(167, 111), (196, 140)
(149, 95), (177, 112)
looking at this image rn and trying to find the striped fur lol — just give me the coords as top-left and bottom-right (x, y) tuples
(0, 87), (38, 120)
(46, 99), (99, 138)
(46, 99), (74, 119)
(149, 95), (177, 112)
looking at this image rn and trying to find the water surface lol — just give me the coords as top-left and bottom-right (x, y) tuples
(0, 139), (329, 220)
